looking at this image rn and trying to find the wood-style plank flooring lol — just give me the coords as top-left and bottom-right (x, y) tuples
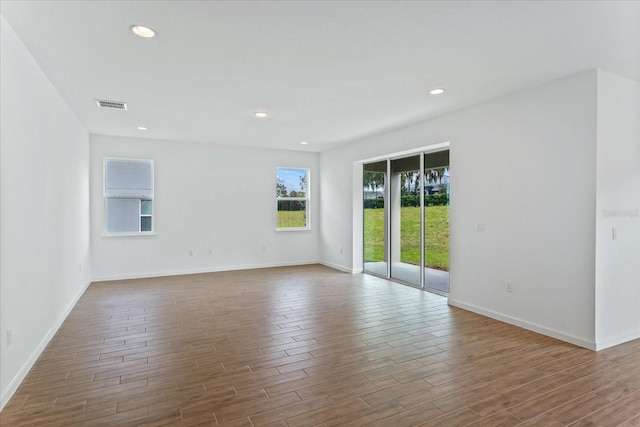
(1, 265), (639, 426)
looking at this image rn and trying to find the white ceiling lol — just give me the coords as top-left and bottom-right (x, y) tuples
(2, 1), (638, 152)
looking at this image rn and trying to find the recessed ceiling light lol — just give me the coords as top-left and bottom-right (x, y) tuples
(300, 141), (309, 145)
(255, 111), (268, 118)
(429, 88), (445, 95)
(130, 24), (156, 38)
(136, 126), (148, 131)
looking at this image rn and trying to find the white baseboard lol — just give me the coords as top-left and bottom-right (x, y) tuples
(595, 330), (640, 351)
(0, 279), (93, 411)
(447, 298), (597, 351)
(320, 261), (361, 274)
(91, 260), (322, 282)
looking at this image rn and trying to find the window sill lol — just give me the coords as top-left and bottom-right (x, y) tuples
(102, 232), (157, 237)
(276, 228), (311, 232)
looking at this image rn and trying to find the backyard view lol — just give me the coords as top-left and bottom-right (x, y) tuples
(277, 210), (306, 228)
(363, 205), (450, 271)
(363, 162), (450, 273)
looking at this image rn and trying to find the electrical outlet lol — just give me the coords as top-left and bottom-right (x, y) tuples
(208, 249), (213, 255)
(339, 247), (344, 254)
(7, 327), (13, 346)
(505, 281), (513, 293)
(475, 222), (485, 232)
(188, 249), (194, 256)
(612, 227), (617, 240)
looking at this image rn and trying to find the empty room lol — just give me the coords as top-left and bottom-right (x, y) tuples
(1, 1), (639, 426)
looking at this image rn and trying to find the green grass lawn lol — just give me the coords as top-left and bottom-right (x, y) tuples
(278, 211), (306, 228)
(364, 205), (449, 271)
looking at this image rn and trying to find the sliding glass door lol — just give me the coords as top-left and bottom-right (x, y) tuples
(363, 161), (388, 277)
(363, 150), (450, 294)
(423, 151), (450, 294)
(390, 155), (421, 287)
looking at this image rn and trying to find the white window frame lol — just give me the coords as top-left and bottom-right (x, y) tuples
(276, 167), (310, 231)
(103, 157), (155, 236)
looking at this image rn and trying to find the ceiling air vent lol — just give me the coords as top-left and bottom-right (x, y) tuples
(96, 99), (127, 110)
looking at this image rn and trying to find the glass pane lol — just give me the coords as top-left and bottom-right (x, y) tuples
(106, 198), (140, 232)
(277, 168), (307, 197)
(390, 155), (421, 287)
(141, 199), (152, 215)
(363, 161), (387, 277)
(141, 216), (152, 232)
(424, 153), (450, 293)
(277, 200), (307, 228)
(105, 159), (153, 198)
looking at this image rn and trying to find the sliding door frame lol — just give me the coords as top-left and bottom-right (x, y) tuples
(360, 142), (450, 293)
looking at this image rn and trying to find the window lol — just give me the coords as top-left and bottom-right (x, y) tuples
(276, 168), (309, 230)
(104, 158), (154, 234)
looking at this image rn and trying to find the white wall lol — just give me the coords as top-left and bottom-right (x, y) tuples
(0, 16), (91, 409)
(595, 70), (640, 349)
(320, 71), (600, 348)
(90, 135), (320, 280)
